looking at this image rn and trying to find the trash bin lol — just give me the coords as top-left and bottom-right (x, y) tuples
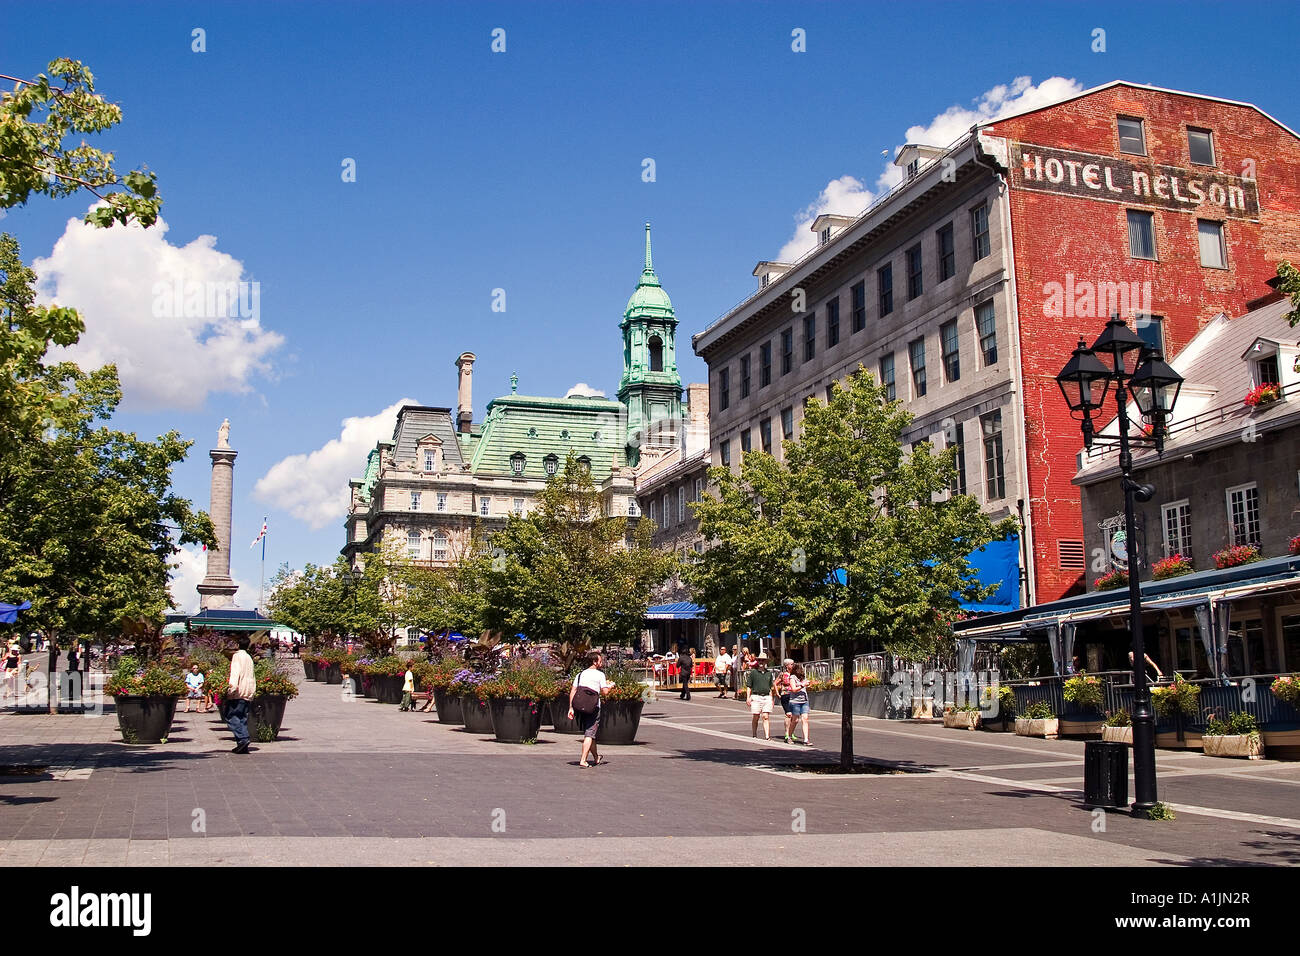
(1083, 740), (1129, 809)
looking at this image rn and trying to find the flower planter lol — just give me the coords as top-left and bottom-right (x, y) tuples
(432, 688), (464, 724)
(911, 697), (935, 719)
(302, 659), (318, 680)
(361, 677), (375, 698)
(113, 695), (179, 744)
(1015, 717), (1059, 739)
(943, 711), (981, 731)
(1059, 717), (1104, 737)
(489, 697), (545, 743)
(1202, 734), (1265, 759)
(548, 698), (582, 734)
(371, 674), (404, 704)
(596, 699), (644, 745)
(854, 685), (888, 718)
(1101, 725), (1133, 745)
(325, 663), (343, 685)
(461, 695), (494, 734)
(249, 694), (289, 742)
(980, 715), (1012, 732)
(807, 689), (841, 713)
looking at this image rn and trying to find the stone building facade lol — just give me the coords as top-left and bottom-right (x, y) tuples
(694, 80), (1300, 607)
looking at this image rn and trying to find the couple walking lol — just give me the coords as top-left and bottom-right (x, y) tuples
(743, 655), (812, 745)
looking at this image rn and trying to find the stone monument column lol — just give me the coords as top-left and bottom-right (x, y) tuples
(197, 418), (239, 610)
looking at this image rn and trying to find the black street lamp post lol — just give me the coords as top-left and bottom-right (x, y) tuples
(1057, 314), (1184, 817)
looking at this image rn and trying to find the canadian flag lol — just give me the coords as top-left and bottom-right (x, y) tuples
(250, 518), (268, 549)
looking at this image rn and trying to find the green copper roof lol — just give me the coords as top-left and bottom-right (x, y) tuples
(469, 394), (629, 481)
(357, 448), (381, 502)
(624, 222), (675, 321)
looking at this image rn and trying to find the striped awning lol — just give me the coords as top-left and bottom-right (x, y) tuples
(645, 602), (706, 620)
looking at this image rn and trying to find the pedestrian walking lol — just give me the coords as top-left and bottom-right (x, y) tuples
(567, 651), (614, 768)
(713, 647), (732, 699)
(677, 646), (695, 700)
(776, 659), (795, 742)
(184, 665), (207, 713)
(788, 664), (811, 745)
(225, 635), (257, 754)
(3, 643), (20, 697)
(400, 664), (415, 711)
(746, 653), (776, 739)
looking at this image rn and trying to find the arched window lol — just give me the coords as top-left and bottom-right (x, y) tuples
(407, 531), (421, 559)
(510, 452), (526, 476)
(544, 454), (559, 476)
(649, 335), (664, 372)
(432, 532), (448, 561)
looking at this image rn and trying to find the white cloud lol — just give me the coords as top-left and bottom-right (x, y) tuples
(565, 382), (606, 398)
(253, 397), (419, 530)
(167, 544), (252, 614)
(776, 77), (1084, 262)
(31, 212), (285, 411)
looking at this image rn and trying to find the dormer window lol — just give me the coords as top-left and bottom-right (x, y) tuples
(417, 435), (442, 472)
(424, 450), (436, 471)
(1255, 352), (1280, 387)
(543, 454), (559, 476)
(578, 456), (592, 475)
(819, 227), (832, 245)
(760, 273), (770, 289)
(907, 159), (920, 180)
(510, 452), (526, 476)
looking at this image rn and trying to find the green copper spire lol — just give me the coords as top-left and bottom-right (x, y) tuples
(644, 221), (654, 273)
(625, 221), (672, 318)
(619, 223), (682, 459)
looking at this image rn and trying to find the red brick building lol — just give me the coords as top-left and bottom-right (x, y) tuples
(694, 81), (1300, 612)
(980, 81), (1300, 599)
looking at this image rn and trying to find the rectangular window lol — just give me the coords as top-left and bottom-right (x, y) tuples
(695, 478), (705, 501)
(741, 429), (752, 454)
(513, 498), (524, 515)
(1188, 127), (1215, 166)
(433, 535), (448, 561)
(937, 223), (955, 281)
(909, 338), (927, 398)
(827, 298), (840, 347)
(436, 492), (447, 512)
(678, 487), (686, 522)
(1226, 483), (1261, 547)
(851, 281), (866, 332)
(760, 418), (772, 454)
(940, 320), (961, 383)
(803, 314), (816, 361)
(719, 440), (731, 467)
(739, 355), (751, 398)
(1162, 500), (1192, 560)
(1127, 210), (1156, 260)
(479, 496), (490, 517)
(825, 384), (835, 404)
(781, 406), (794, 440)
(906, 244), (923, 300)
(1258, 354), (1281, 387)
(718, 367), (730, 410)
(649, 500), (657, 525)
(1197, 219), (1227, 268)
(878, 264), (893, 316)
(879, 353), (896, 402)
(424, 450), (436, 471)
(982, 410), (1006, 500)
(950, 423), (967, 496)
(1118, 116), (1146, 155)
(976, 300), (997, 366)
(407, 532), (421, 559)
(409, 491), (421, 511)
(781, 329), (793, 375)
(971, 203), (991, 261)
(628, 497), (639, 517)
(1134, 314), (1164, 355)
(759, 342), (772, 387)
(662, 494), (671, 526)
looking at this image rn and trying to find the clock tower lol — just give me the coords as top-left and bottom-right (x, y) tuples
(619, 223), (683, 464)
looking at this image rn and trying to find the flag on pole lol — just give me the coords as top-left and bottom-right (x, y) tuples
(250, 518), (268, 549)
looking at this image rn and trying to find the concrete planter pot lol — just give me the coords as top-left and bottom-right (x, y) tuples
(1101, 725), (1133, 745)
(302, 659), (318, 680)
(461, 695), (495, 734)
(807, 689), (840, 713)
(113, 695), (179, 744)
(854, 685), (888, 718)
(248, 694), (289, 742)
(1015, 717), (1059, 739)
(371, 674), (404, 704)
(324, 662), (343, 685)
(489, 697), (545, 743)
(595, 699), (644, 745)
(943, 710), (981, 731)
(912, 697), (935, 719)
(548, 699), (583, 734)
(1202, 734), (1265, 759)
(432, 688), (464, 724)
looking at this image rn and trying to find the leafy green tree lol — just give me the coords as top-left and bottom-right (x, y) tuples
(688, 368), (1017, 769)
(477, 451), (675, 649)
(1, 58), (161, 228)
(396, 528), (487, 640)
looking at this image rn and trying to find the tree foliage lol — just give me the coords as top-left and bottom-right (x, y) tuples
(687, 367), (1017, 767)
(475, 451), (675, 648)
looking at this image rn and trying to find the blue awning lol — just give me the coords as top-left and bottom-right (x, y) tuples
(958, 536), (1021, 614)
(645, 602), (706, 620)
(0, 601), (31, 625)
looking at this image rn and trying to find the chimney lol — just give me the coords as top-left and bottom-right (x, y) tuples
(455, 352), (476, 433)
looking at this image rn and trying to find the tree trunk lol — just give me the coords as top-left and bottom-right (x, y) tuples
(840, 644), (854, 770)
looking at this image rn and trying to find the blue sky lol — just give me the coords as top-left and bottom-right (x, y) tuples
(3, 0), (1298, 610)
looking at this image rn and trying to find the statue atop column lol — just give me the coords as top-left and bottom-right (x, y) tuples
(217, 418), (231, 449)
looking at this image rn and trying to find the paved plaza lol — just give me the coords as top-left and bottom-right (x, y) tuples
(0, 661), (1298, 867)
